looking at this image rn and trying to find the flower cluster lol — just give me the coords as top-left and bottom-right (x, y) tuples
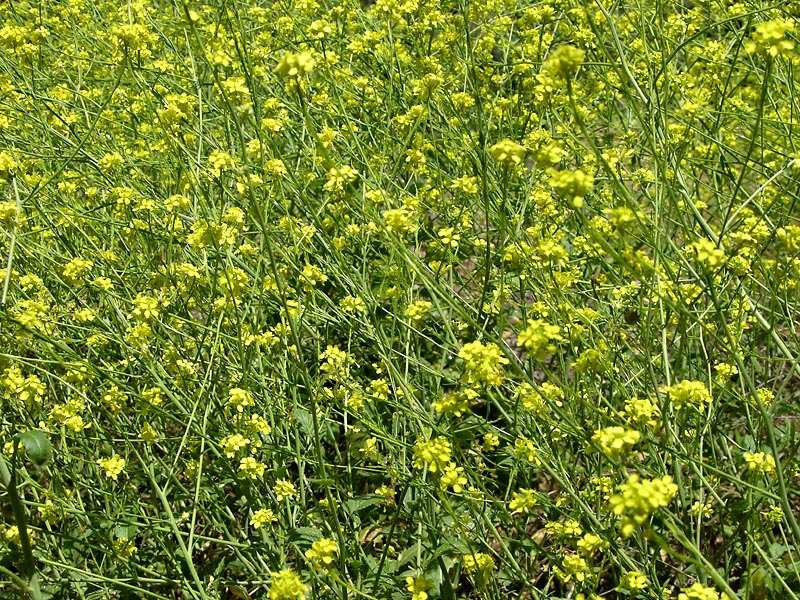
(462, 552), (495, 576)
(490, 139), (526, 166)
(591, 426), (641, 460)
(688, 238), (726, 271)
(412, 437), (452, 473)
(743, 451), (777, 475)
(274, 51), (315, 77)
(251, 508), (276, 529)
(509, 488), (538, 514)
(268, 569), (308, 600)
(405, 575), (431, 600)
(678, 582), (723, 600)
(543, 44), (586, 79)
(609, 474), (678, 538)
(516, 319), (562, 359)
(457, 341), (509, 386)
(663, 380), (713, 410)
(305, 538), (338, 571)
(549, 168), (594, 208)
(97, 455), (126, 481)
(745, 19), (795, 58)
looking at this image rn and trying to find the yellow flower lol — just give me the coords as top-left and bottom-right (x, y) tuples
(556, 554), (590, 582)
(591, 426), (641, 460)
(687, 238), (726, 271)
(437, 227), (460, 248)
(462, 552), (495, 575)
(251, 508), (277, 529)
(140, 423), (159, 442)
(319, 345), (354, 380)
(0, 150), (19, 178)
(305, 538), (338, 571)
(405, 575), (431, 600)
(404, 300), (432, 321)
(323, 165), (358, 194)
(743, 451), (777, 475)
(97, 455), (126, 481)
(451, 175), (479, 194)
(517, 319), (562, 359)
(762, 504), (784, 524)
(220, 433), (250, 458)
(274, 479), (298, 502)
(340, 295), (366, 313)
(112, 537), (137, 559)
(690, 500), (714, 518)
(2, 525), (21, 545)
(38, 499), (61, 525)
(98, 152), (124, 172)
(440, 462), (467, 493)
(546, 519), (582, 539)
(382, 207), (418, 234)
(432, 388), (477, 417)
(268, 569), (308, 600)
(617, 570), (648, 592)
(0, 200), (19, 225)
(227, 387), (255, 412)
(543, 44), (586, 78)
(663, 380), (713, 410)
(509, 488), (538, 514)
(62, 257), (93, 285)
(457, 341), (509, 386)
(482, 433), (500, 451)
(489, 139), (526, 165)
(624, 396), (661, 429)
(2, 365), (46, 410)
(375, 485), (395, 504)
(609, 474), (678, 538)
(412, 437), (451, 473)
(238, 456), (266, 479)
(110, 22), (156, 54)
(513, 436), (540, 464)
(274, 51), (315, 77)
(577, 533), (609, 556)
(745, 19), (795, 58)
(678, 582), (721, 600)
(549, 168), (594, 208)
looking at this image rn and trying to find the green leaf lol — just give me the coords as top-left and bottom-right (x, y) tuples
(288, 527), (322, 544)
(293, 408), (315, 438)
(345, 495), (385, 513)
(15, 430), (51, 467)
(438, 537), (471, 556)
(768, 543), (787, 559)
(114, 523), (138, 540)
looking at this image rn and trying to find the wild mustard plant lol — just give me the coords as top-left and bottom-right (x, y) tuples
(0, 0), (798, 598)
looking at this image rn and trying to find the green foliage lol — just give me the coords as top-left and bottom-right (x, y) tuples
(1, 0), (799, 599)
(14, 431), (51, 468)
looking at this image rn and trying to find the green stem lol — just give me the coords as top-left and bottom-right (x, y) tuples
(707, 283), (800, 545)
(663, 519), (739, 599)
(0, 449), (43, 600)
(140, 458), (210, 600)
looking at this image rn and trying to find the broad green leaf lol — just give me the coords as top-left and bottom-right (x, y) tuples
(288, 527), (322, 544)
(15, 430), (51, 467)
(345, 495), (385, 513)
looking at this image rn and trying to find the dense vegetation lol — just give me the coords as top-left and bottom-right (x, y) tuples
(1, 1), (799, 599)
